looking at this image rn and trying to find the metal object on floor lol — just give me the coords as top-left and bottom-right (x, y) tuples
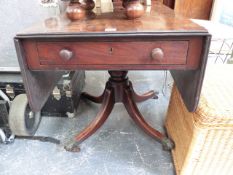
(0, 68), (85, 118)
(0, 68), (85, 145)
(0, 128), (15, 144)
(0, 99), (14, 144)
(0, 97), (59, 145)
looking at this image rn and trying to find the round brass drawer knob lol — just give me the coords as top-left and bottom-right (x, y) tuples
(151, 48), (164, 60)
(59, 49), (73, 61)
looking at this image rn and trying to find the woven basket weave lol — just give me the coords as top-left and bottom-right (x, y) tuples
(165, 65), (233, 175)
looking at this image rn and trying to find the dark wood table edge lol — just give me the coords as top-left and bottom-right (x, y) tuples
(15, 31), (210, 39)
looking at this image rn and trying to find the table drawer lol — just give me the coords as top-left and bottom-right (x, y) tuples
(36, 41), (188, 66)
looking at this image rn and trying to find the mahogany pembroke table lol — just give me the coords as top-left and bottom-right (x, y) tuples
(14, 1), (211, 151)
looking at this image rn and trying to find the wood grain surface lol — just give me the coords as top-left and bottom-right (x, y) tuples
(174, 0), (213, 20)
(16, 2), (207, 37)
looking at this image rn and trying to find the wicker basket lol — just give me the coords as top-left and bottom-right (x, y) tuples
(165, 65), (233, 175)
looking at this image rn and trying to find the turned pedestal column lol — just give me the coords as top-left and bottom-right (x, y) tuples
(65, 71), (174, 152)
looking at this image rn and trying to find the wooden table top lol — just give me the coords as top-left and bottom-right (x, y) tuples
(16, 2), (208, 38)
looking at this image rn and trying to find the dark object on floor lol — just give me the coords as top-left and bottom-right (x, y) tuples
(42, 70), (85, 117)
(0, 100), (14, 144)
(0, 68), (85, 143)
(0, 100), (9, 128)
(0, 68), (85, 117)
(16, 135), (60, 144)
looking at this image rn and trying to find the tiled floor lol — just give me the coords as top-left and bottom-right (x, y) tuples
(0, 71), (175, 175)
